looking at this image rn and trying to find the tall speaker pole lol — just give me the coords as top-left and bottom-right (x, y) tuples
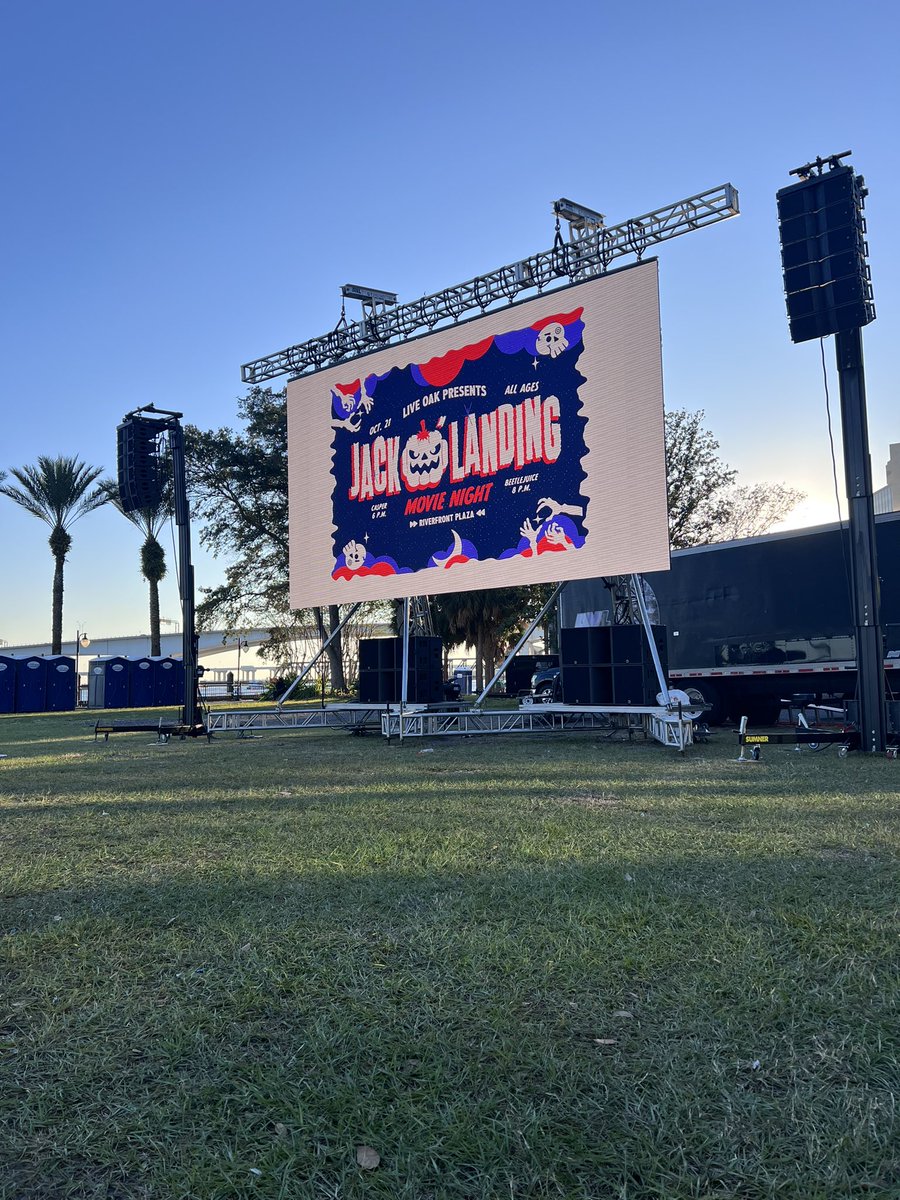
(776, 152), (884, 751)
(835, 326), (886, 752)
(117, 404), (203, 734)
(168, 419), (201, 731)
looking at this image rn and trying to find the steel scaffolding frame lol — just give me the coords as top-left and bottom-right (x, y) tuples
(241, 184), (739, 384)
(381, 705), (695, 750)
(205, 701), (696, 751)
(206, 703), (388, 735)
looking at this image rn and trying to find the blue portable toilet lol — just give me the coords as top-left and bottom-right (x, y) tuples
(15, 656), (47, 713)
(130, 657), (156, 707)
(88, 657), (130, 709)
(153, 656), (183, 706)
(45, 655), (76, 711)
(0, 656), (17, 713)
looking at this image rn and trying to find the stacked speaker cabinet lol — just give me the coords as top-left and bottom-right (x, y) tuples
(559, 627), (612, 705)
(358, 637), (443, 704)
(609, 624), (668, 705)
(776, 164), (874, 344)
(560, 626), (667, 706)
(117, 416), (163, 512)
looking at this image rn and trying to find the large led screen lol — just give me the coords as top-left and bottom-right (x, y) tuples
(287, 259), (669, 609)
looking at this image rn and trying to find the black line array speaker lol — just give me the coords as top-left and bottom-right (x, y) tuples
(560, 625), (667, 706)
(117, 417), (163, 512)
(776, 164), (875, 343)
(357, 636), (443, 704)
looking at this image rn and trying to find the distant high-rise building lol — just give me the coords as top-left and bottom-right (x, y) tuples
(873, 442), (900, 514)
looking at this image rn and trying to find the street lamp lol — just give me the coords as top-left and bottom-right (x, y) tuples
(74, 630), (90, 706)
(222, 634), (249, 700)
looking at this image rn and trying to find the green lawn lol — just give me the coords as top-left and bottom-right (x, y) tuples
(1, 709), (897, 1199)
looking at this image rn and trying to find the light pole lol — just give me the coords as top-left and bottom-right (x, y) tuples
(222, 634), (249, 700)
(74, 630), (90, 706)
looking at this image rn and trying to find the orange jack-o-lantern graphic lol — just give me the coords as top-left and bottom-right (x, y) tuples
(400, 419), (448, 490)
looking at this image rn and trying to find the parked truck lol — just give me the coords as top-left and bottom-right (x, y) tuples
(560, 511), (900, 725)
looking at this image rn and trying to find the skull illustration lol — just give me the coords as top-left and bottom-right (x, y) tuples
(536, 322), (568, 358)
(342, 540), (367, 571)
(400, 419), (448, 490)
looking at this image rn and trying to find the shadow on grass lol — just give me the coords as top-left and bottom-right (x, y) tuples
(1, 714), (897, 1196)
(2, 852), (897, 1200)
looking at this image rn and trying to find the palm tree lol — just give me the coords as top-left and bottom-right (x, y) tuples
(0, 456), (108, 653)
(100, 479), (172, 656)
(434, 587), (530, 693)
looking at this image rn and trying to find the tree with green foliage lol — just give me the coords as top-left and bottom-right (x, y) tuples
(0, 456), (108, 653)
(665, 408), (803, 548)
(184, 394), (803, 686)
(433, 587), (534, 693)
(184, 387), (348, 690)
(100, 480), (171, 655)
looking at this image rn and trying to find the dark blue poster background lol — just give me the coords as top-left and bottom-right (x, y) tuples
(328, 308), (590, 584)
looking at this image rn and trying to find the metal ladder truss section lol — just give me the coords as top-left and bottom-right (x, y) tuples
(207, 704), (387, 735)
(383, 705), (695, 750)
(241, 185), (739, 383)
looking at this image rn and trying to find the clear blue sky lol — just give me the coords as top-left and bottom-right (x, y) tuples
(2, 0), (898, 645)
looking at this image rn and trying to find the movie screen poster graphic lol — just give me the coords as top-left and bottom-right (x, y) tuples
(287, 261), (669, 608)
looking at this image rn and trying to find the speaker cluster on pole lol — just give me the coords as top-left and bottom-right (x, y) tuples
(117, 416), (163, 512)
(776, 164), (874, 344)
(357, 637), (443, 704)
(560, 625), (667, 706)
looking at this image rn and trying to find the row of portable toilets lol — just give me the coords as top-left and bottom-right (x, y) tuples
(0, 655), (184, 713)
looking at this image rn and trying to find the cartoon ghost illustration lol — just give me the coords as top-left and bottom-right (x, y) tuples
(400, 419), (448, 490)
(536, 322), (569, 358)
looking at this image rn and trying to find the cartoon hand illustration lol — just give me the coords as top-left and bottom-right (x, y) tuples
(331, 412), (362, 433)
(545, 521), (570, 548)
(537, 497), (583, 519)
(342, 540), (367, 571)
(520, 518), (540, 549)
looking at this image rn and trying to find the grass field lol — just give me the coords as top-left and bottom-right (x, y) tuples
(1, 708), (897, 1199)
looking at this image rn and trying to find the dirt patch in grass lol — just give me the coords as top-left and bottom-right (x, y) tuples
(553, 791), (623, 809)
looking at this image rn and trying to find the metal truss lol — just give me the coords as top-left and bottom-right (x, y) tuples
(206, 703), (387, 735)
(382, 707), (615, 738)
(241, 184), (739, 383)
(383, 704), (695, 751)
(206, 701), (695, 750)
(408, 596), (435, 637)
